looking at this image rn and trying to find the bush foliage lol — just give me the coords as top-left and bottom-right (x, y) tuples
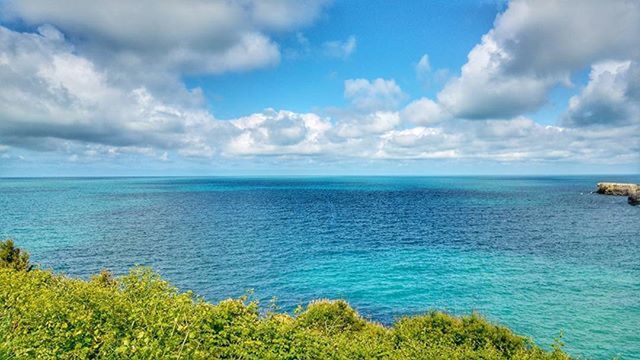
(0, 241), (570, 359)
(0, 239), (31, 272)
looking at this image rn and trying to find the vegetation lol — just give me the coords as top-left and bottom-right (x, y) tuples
(0, 239), (31, 272)
(0, 240), (570, 359)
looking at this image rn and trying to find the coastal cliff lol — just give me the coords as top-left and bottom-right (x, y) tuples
(596, 182), (640, 206)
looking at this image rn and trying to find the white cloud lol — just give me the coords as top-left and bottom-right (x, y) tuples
(564, 61), (640, 127)
(1, 0), (329, 75)
(249, 0), (330, 31)
(1, 23), (634, 167)
(437, 0), (640, 120)
(344, 78), (406, 111)
(285, 33), (356, 60)
(333, 111), (401, 139)
(437, 32), (558, 119)
(415, 54), (431, 82)
(0, 25), (221, 156)
(401, 98), (449, 125)
(226, 110), (331, 156)
(372, 117), (638, 164)
(0, 2), (333, 161)
(0, 0), (638, 172)
(322, 36), (357, 59)
(377, 127), (461, 159)
(164, 32), (280, 75)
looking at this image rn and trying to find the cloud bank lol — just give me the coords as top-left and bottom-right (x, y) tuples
(0, 0), (638, 173)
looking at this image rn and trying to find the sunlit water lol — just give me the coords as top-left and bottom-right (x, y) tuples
(1, 176), (639, 358)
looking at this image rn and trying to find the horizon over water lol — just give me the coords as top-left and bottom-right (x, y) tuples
(1, 175), (639, 358)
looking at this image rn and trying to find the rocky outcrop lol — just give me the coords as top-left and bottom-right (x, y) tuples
(596, 182), (639, 196)
(595, 182), (640, 206)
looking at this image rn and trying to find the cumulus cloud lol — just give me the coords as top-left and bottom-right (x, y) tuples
(226, 110), (332, 156)
(344, 78), (406, 111)
(438, 0), (640, 120)
(564, 61), (640, 127)
(0, 25), (221, 156)
(378, 127), (461, 159)
(401, 98), (449, 125)
(0, 1), (332, 160)
(0, 0), (329, 75)
(332, 111), (401, 139)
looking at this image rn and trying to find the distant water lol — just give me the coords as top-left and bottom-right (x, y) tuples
(1, 176), (639, 358)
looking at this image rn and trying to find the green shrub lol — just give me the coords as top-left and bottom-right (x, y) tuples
(0, 239), (32, 271)
(296, 299), (367, 334)
(90, 269), (117, 287)
(0, 243), (571, 359)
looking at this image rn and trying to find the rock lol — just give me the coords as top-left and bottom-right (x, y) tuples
(596, 182), (639, 196)
(595, 182), (640, 206)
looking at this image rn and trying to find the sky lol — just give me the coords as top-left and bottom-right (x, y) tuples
(0, 0), (638, 176)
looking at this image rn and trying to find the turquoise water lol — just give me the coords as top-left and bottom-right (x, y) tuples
(1, 176), (639, 358)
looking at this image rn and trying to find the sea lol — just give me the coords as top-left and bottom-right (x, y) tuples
(1, 176), (638, 358)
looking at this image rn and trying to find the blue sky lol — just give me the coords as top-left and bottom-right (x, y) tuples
(0, 0), (638, 176)
(190, 1), (502, 118)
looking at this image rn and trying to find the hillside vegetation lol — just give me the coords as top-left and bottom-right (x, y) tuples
(0, 240), (569, 359)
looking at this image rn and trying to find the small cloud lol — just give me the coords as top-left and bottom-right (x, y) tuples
(433, 68), (451, 85)
(286, 34), (356, 60)
(296, 32), (310, 47)
(416, 54), (431, 81)
(344, 78), (406, 111)
(284, 32), (312, 59)
(37, 24), (65, 42)
(416, 54), (451, 88)
(322, 35), (356, 59)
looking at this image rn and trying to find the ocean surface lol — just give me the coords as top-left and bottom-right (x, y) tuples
(1, 176), (639, 358)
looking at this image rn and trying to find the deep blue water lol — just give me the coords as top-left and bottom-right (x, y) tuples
(1, 176), (639, 358)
